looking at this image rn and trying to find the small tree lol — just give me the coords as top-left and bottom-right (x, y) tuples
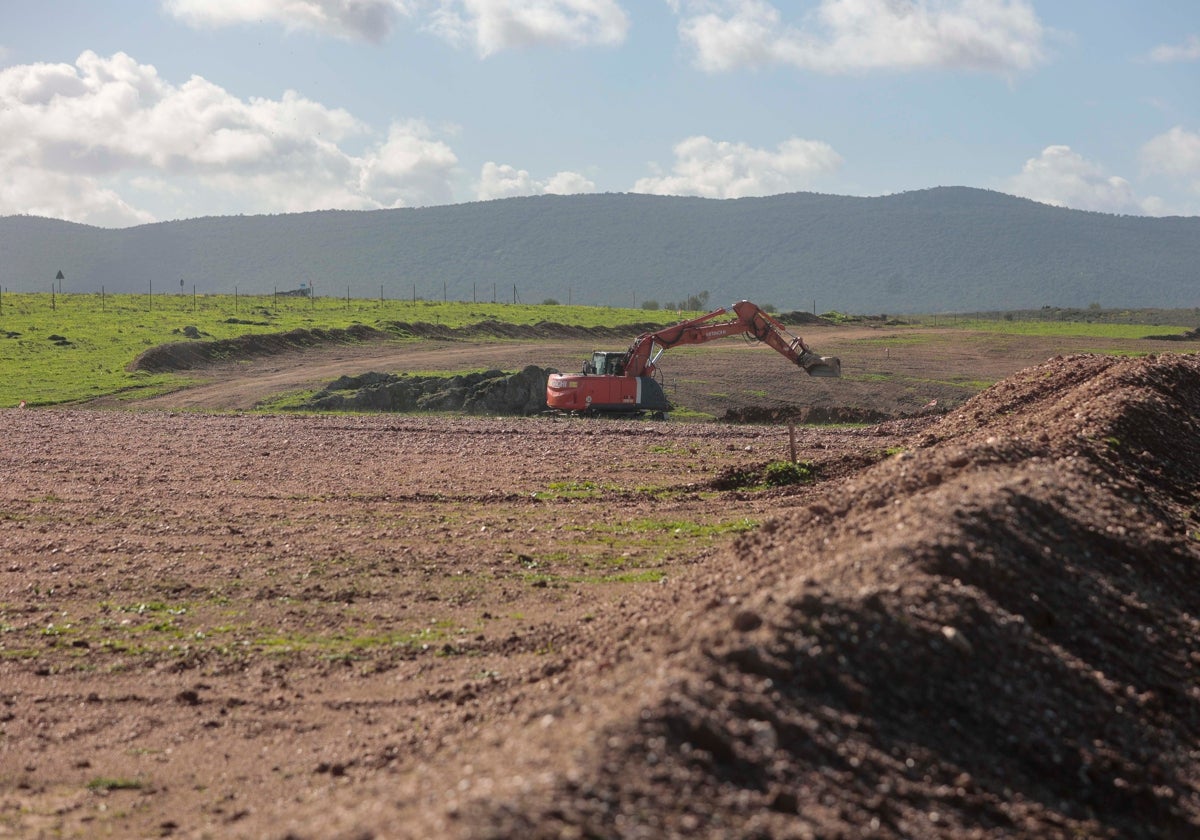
(641, 300), (660, 310)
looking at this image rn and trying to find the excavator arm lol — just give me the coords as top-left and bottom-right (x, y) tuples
(622, 300), (840, 378)
(729, 300), (841, 377)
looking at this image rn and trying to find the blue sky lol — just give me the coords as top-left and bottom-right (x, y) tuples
(1, 0), (1197, 227)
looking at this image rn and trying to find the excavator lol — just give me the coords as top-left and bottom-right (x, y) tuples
(545, 300), (840, 417)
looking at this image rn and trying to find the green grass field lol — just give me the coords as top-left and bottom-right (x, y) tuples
(0, 292), (1192, 408)
(0, 292), (683, 407)
(933, 318), (1190, 339)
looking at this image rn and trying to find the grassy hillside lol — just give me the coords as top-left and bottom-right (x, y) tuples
(0, 293), (672, 407)
(2, 189), (1198, 314)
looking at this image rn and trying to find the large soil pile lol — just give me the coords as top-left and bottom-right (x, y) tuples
(404, 352), (1200, 839)
(303, 365), (555, 415)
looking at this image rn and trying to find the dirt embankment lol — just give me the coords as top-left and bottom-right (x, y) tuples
(127, 320), (674, 374)
(1146, 326), (1200, 341)
(127, 324), (385, 373)
(380, 319), (670, 343)
(304, 365), (555, 415)
(415, 352), (1200, 839)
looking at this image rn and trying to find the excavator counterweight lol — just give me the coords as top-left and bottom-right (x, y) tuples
(545, 300), (839, 416)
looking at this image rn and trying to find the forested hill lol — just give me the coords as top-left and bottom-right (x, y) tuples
(2, 188), (1197, 313)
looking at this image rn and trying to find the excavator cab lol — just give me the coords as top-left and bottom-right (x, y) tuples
(585, 351), (626, 376)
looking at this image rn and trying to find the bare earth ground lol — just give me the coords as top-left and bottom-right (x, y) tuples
(118, 324), (1148, 417)
(3, 329), (1200, 839)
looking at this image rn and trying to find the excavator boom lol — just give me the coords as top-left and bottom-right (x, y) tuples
(546, 300), (839, 416)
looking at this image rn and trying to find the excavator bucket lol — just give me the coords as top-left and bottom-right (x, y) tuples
(799, 352), (842, 378)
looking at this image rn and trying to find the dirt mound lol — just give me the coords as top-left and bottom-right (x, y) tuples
(776, 311), (837, 326)
(437, 353), (1200, 839)
(380, 319), (669, 343)
(1146, 326), (1200, 341)
(127, 324), (384, 372)
(127, 320), (669, 375)
(304, 365), (555, 415)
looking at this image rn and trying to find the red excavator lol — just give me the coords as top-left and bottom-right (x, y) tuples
(546, 300), (840, 417)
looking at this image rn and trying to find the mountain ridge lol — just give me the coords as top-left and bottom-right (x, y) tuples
(2, 188), (1197, 313)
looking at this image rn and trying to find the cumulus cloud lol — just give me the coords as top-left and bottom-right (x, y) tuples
(477, 162), (537, 199)
(427, 0), (629, 56)
(360, 121), (460, 206)
(1140, 127), (1200, 179)
(632, 135), (842, 199)
(476, 162), (595, 200)
(1005, 145), (1152, 215)
(164, 0), (411, 43)
(673, 0), (1046, 74)
(0, 51), (461, 225)
(1148, 34), (1200, 63)
(0, 167), (156, 228)
(543, 169), (596, 194)
(165, 0), (630, 54)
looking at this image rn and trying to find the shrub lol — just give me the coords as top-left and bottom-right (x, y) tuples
(763, 460), (818, 486)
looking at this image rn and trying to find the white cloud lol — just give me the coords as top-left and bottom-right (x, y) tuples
(1148, 34), (1200, 63)
(478, 162), (537, 199)
(0, 51), (461, 225)
(164, 0), (630, 54)
(1140, 127), (1200, 178)
(632, 135), (842, 198)
(361, 121), (460, 207)
(164, 0), (411, 43)
(0, 167), (155, 229)
(543, 170), (596, 194)
(673, 0), (1046, 74)
(476, 162), (595, 200)
(1005, 145), (1151, 215)
(427, 0), (630, 57)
